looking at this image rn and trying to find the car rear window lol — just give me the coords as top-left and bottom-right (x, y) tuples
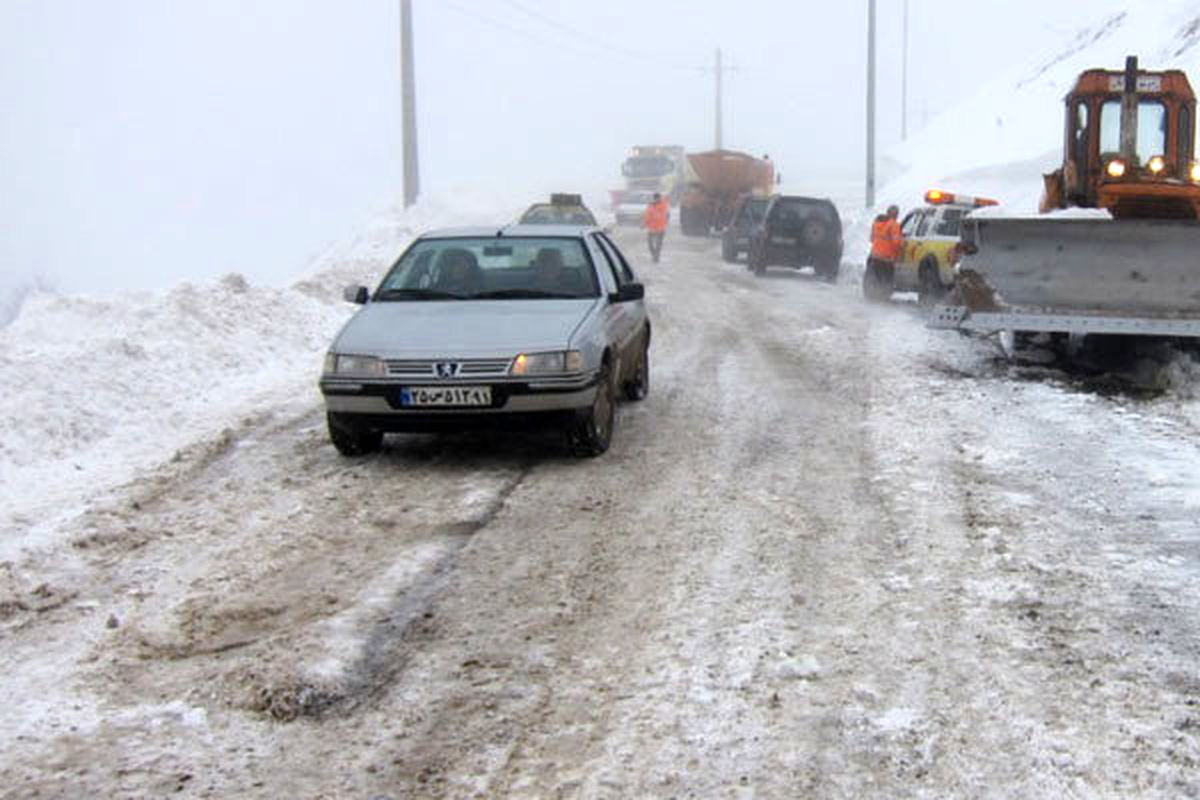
(377, 237), (599, 300)
(519, 205), (597, 225)
(770, 199), (837, 228)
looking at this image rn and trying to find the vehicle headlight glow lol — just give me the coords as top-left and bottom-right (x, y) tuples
(1148, 155), (1166, 174)
(331, 354), (385, 376)
(1106, 159), (1126, 178)
(510, 350), (583, 376)
(1190, 162), (1200, 182)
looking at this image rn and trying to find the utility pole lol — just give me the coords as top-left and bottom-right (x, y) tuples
(400, 0), (419, 208)
(866, 0), (876, 208)
(715, 48), (723, 149)
(704, 48), (735, 150)
(901, 0), (908, 140)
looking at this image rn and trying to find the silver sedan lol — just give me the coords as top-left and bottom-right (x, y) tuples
(319, 225), (650, 457)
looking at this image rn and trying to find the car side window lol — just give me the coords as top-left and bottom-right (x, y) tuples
(596, 232), (636, 283)
(900, 211), (920, 236)
(589, 234), (624, 291)
(934, 208), (964, 237)
(915, 211), (932, 237)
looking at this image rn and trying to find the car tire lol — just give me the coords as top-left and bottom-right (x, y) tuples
(327, 413), (382, 456)
(917, 259), (945, 307)
(568, 361), (615, 457)
(623, 334), (650, 401)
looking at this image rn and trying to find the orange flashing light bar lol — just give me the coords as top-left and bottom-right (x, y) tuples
(925, 189), (998, 207)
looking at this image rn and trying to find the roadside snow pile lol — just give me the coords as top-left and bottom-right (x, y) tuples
(0, 186), (555, 555)
(0, 203), (415, 555)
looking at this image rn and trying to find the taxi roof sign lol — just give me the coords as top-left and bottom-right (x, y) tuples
(551, 193), (584, 206)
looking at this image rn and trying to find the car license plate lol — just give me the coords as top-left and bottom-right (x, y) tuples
(399, 386), (491, 407)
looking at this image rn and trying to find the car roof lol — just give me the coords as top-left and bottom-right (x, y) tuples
(417, 224), (600, 240)
(772, 194), (835, 204)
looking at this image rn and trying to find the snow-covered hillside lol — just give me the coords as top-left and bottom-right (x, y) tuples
(882, 0), (1200, 212)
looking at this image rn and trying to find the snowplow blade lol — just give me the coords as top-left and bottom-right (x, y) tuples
(930, 216), (1200, 337)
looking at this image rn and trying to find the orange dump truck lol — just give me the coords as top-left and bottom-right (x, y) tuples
(679, 150), (775, 236)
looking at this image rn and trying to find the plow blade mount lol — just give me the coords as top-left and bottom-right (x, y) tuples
(935, 216), (1200, 337)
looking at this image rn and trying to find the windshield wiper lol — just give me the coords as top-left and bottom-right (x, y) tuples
(473, 288), (580, 299)
(374, 288), (464, 301)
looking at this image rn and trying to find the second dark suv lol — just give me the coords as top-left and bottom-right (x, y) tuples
(747, 195), (843, 281)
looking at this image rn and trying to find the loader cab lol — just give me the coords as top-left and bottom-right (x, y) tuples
(1060, 57), (1200, 219)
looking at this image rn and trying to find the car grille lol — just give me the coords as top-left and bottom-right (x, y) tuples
(384, 358), (513, 379)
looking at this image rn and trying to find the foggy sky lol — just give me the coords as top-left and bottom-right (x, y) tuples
(1, 1), (1113, 296)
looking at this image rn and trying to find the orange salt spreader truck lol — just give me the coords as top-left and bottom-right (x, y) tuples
(930, 56), (1200, 341)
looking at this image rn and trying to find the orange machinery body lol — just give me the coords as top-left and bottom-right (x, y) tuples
(679, 150), (774, 235)
(1044, 64), (1200, 219)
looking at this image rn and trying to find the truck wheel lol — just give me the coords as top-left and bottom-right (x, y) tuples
(568, 361), (615, 457)
(917, 259), (945, 306)
(327, 413), (382, 456)
(862, 263), (891, 302)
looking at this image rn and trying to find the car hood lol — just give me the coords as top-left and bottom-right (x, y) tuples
(333, 298), (600, 358)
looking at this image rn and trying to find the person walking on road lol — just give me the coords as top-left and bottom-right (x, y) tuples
(863, 204), (903, 301)
(642, 192), (670, 263)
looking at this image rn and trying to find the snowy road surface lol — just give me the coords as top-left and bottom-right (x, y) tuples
(3, 227), (1200, 798)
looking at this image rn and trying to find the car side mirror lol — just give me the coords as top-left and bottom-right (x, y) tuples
(610, 282), (645, 303)
(343, 285), (369, 304)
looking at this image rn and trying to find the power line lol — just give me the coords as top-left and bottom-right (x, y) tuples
(496, 0), (699, 72)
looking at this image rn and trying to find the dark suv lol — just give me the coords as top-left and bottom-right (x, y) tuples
(747, 195), (843, 281)
(721, 194), (770, 262)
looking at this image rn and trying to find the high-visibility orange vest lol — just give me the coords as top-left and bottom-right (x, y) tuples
(643, 200), (669, 233)
(870, 217), (902, 261)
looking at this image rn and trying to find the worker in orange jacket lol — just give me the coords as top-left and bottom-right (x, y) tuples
(864, 204), (902, 300)
(642, 192), (670, 263)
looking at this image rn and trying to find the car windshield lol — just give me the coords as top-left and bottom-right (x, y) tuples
(376, 237), (600, 300)
(519, 205), (597, 225)
(770, 199), (837, 229)
(1099, 99), (1167, 164)
(622, 156), (674, 178)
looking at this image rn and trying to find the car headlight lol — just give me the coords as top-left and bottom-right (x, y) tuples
(1106, 158), (1126, 178)
(510, 350), (583, 376)
(327, 353), (385, 376)
(1148, 155), (1166, 174)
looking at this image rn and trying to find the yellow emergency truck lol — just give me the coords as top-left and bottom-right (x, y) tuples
(894, 189), (996, 305)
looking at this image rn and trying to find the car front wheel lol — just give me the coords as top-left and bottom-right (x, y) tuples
(568, 362), (615, 457)
(327, 413), (383, 456)
(623, 336), (650, 401)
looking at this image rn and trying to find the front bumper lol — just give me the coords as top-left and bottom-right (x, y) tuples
(319, 374), (599, 430)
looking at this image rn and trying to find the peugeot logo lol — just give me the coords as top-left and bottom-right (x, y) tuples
(434, 362), (461, 378)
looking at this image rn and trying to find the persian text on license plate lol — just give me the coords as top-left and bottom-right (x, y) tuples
(399, 386), (491, 407)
